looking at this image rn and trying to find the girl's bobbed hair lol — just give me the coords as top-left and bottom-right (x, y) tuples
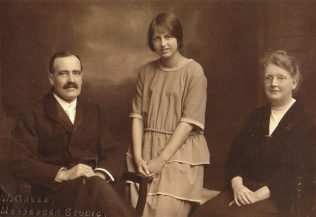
(148, 12), (183, 52)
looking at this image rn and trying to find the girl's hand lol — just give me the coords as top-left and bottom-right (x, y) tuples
(147, 156), (166, 175)
(135, 159), (156, 178)
(232, 184), (255, 206)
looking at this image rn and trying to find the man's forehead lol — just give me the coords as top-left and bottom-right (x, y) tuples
(53, 55), (81, 69)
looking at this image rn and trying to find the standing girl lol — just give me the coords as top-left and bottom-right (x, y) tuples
(126, 12), (210, 217)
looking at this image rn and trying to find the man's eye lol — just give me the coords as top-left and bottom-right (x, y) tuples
(58, 71), (67, 76)
(73, 71), (81, 75)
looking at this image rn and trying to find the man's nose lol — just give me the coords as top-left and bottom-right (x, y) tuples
(68, 73), (74, 82)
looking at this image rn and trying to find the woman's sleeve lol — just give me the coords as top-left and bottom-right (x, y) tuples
(130, 70), (144, 120)
(180, 65), (207, 130)
(224, 112), (255, 185)
(224, 127), (249, 185)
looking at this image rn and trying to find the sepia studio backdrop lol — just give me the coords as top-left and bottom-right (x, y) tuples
(0, 0), (316, 195)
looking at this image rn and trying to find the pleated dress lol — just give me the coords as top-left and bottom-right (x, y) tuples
(126, 59), (210, 217)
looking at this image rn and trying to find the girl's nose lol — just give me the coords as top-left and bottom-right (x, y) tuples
(161, 38), (167, 46)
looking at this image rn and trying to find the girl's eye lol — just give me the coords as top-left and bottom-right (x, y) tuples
(152, 37), (160, 41)
(166, 35), (173, 39)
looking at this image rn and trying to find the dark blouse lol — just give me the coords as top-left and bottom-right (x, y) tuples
(225, 101), (315, 210)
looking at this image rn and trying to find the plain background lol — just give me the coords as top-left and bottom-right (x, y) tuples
(0, 0), (315, 194)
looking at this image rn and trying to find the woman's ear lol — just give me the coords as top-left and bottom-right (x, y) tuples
(292, 77), (298, 90)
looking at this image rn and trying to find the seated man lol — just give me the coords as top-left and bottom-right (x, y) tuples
(9, 51), (137, 217)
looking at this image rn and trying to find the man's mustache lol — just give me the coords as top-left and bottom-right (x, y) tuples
(63, 82), (78, 89)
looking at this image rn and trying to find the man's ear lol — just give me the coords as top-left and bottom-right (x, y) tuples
(48, 73), (54, 86)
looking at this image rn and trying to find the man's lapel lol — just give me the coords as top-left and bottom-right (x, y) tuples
(73, 97), (85, 130)
(44, 92), (74, 133)
(69, 97), (89, 144)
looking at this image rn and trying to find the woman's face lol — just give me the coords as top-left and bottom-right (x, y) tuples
(152, 26), (179, 59)
(263, 64), (297, 106)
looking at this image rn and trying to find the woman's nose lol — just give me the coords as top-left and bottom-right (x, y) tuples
(271, 77), (278, 86)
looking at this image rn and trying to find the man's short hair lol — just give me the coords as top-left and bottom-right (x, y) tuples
(49, 51), (82, 74)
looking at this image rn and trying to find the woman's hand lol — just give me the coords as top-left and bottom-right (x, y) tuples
(232, 184), (255, 206)
(147, 156), (166, 175)
(229, 185), (270, 206)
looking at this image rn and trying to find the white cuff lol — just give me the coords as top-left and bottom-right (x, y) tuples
(180, 117), (204, 130)
(129, 113), (143, 120)
(94, 168), (115, 182)
(55, 167), (67, 182)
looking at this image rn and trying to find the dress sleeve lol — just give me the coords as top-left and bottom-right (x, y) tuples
(129, 70), (144, 120)
(225, 124), (247, 185)
(180, 64), (207, 130)
(224, 111), (256, 185)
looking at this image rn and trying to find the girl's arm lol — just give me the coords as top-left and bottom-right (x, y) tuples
(147, 121), (193, 174)
(131, 117), (144, 165)
(132, 117), (155, 177)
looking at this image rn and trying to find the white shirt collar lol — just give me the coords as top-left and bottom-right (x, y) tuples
(53, 93), (77, 110)
(53, 93), (77, 124)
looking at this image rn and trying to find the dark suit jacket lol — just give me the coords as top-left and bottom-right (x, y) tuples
(225, 101), (315, 212)
(10, 91), (119, 194)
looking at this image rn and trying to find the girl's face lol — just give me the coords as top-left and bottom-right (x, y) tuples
(263, 64), (297, 106)
(152, 26), (179, 59)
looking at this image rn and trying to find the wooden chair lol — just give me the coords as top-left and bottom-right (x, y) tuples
(122, 171), (220, 216)
(294, 175), (316, 217)
(122, 171), (153, 215)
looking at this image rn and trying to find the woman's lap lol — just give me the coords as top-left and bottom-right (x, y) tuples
(191, 191), (280, 217)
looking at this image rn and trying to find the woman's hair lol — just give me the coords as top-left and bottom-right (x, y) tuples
(259, 50), (302, 91)
(147, 12), (183, 52)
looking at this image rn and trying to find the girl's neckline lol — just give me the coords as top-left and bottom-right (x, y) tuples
(157, 58), (193, 72)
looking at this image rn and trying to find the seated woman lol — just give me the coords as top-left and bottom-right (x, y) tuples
(192, 50), (315, 217)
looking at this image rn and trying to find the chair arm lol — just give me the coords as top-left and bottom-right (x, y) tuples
(122, 171), (153, 214)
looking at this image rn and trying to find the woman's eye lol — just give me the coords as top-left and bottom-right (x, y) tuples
(153, 37), (160, 41)
(166, 35), (173, 39)
(264, 76), (271, 81)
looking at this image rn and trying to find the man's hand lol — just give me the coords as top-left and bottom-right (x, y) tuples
(56, 164), (96, 182)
